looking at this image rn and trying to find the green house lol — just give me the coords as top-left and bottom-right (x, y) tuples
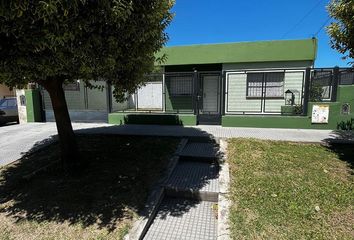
(39, 38), (354, 129)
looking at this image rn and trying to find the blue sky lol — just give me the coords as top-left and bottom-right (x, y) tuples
(165, 0), (351, 67)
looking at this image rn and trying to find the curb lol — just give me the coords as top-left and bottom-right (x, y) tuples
(217, 139), (231, 240)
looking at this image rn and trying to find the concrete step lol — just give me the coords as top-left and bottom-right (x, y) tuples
(163, 161), (219, 202)
(164, 161), (219, 192)
(165, 188), (218, 202)
(143, 197), (217, 240)
(179, 142), (220, 162)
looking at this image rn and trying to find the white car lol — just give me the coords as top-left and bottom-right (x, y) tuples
(0, 97), (19, 125)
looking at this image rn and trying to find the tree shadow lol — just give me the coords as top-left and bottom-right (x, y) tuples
(324, 130), (354, 171)
(0, 125), (220, 235)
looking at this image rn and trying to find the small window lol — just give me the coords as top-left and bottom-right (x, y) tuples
(246, 73), (263, 98)
(167, 75), (193, 96)
(63, 82), (80, 91)
(246, 72), (284, 98)
(265, 72), (284, 98)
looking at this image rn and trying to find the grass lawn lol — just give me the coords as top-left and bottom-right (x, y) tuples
(228, 139), (353, 240)
(0, 135), (179, 240)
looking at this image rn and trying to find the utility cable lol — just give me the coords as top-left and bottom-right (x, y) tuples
(313, 16), (332, 37)
(282, 0), (326, 38)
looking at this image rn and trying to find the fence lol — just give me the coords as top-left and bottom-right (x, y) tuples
(40, 67), (353, 119)
(225, 69), (306, 115)
(114, 72), (195, 114)
(310, 67), (354, 103)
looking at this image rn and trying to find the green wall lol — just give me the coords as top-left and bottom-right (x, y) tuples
(222, 85), (354, 129)
(25, 89), (42, 122)
(165, 96), (194, 113)
(164, 79), (194, 113)
(108, 112), (197, 126)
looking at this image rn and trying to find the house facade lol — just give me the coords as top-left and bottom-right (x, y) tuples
(24, 38), (354, 129)
(0, 84), (15, 99)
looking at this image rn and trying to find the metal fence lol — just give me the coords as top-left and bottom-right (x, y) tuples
(309, 67), (354, 103)
(40, 67), (353, 119)
(114, 72), (195, 114)
(339, 68), (354, 85)
(225, 69), (306, 115)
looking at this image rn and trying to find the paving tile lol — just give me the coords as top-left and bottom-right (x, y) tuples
(165, 161), (219, 193)
(143, 198), (217, 240)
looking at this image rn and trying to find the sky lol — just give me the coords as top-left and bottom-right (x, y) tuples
(165, 0), (351, 67)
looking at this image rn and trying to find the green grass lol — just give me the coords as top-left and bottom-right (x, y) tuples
(0, 135), (179, 240)
(228, 139), (353, 240)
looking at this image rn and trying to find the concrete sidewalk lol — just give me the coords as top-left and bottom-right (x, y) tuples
(1, 122), (353, 166)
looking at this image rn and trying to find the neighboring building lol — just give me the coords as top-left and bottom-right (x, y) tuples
(29, 38), (354, 129)
(0, 84), (15, 99)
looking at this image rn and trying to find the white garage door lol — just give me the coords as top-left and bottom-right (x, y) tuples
(137, 82), (163, 110)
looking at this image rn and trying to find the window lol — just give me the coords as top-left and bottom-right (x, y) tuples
(264, 72), (284, 98)
(167, 75), (193, 96)
(246, 73), (263, 98)
(0, 98), (17, 107)
(246, 72), (284, 98)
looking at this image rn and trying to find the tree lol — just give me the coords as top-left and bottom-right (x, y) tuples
(0, 0), (173, 172)
(327, 0), (354, 65)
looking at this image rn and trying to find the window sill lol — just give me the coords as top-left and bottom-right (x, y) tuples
(246, 97), (284, 100)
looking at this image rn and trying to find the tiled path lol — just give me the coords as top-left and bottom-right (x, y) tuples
(143, 140), (220, 240)
(143, 198), (217, 240)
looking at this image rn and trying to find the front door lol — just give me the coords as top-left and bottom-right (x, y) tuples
(197, 73), (221, 125)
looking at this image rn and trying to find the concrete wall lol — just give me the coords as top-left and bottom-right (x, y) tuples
(108, 112), (197, 126)
(16, 89), (27, 124)
(43, 80), (110, 122)
(45, 110), (108, 123)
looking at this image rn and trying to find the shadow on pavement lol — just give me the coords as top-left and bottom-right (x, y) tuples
(0, 125), (218, 233)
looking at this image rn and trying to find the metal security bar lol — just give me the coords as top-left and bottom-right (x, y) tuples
(339, 68), (354, 85)
(225, 69), (306, 115)
(164, 72), (195, 113)
(310, 69), (334, 101)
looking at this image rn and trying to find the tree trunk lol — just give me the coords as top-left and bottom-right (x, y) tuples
(42, 79), (80, 173)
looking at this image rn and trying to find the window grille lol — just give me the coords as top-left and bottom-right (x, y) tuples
(246, 72), (284, 98)
(167, 75), (193, 96)
(265, 72), (284, 98)
(311, 71), (332, 100)
(246, 73), (263, 98)
(340, 71), (354, 85)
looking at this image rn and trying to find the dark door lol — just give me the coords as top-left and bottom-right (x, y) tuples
(197, 72), (222, 125)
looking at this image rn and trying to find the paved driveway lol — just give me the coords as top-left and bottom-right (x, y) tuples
(1, 122), (352, 166)
(0, 123), (109, 166)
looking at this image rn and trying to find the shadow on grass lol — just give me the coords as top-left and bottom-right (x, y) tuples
(0, 125), (220, 235)
(324, 130), (354, 171)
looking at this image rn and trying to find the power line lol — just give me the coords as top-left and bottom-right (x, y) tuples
(313, 17), (331, 37)
(282, 0), (326, 39)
